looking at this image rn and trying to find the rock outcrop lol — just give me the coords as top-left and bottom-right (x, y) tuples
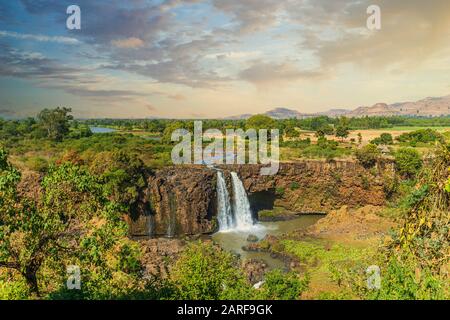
(222, 160), (392, 213)
(129, 165), (217, 236)
(129, 160), (393, 237)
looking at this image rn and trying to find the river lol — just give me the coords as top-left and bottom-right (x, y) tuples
(212, 215), (323, 270)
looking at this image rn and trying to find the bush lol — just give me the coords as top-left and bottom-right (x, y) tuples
(290, 182), (300, 190)
(275, 187), (285, 196)
(394, 148), (422, 178)
(169, 242), (253, 300)
(397, 129), (444, 145)
(0, 277), (30, 300)
(258, 269), (309, 300)
(371, 133), (393, 145)
(366, 256), (447, 300)
(355, 144), (380, 168)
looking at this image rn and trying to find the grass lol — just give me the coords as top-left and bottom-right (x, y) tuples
(277, 239), (375, 298)
(258, 207), (291, 219)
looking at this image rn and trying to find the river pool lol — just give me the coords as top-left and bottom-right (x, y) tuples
(212, 215), (323, 270)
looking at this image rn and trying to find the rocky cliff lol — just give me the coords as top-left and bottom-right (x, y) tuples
(129, 165), (217, 236)
(129, 160), (394, 237)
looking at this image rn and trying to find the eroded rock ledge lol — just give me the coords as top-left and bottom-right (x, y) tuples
(129, 160), (394, 237)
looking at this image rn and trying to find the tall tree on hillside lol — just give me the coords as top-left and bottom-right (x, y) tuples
(37, 107), (73, 141)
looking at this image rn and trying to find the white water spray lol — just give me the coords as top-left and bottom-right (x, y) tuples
(230, 172), (254, 230)
(216, 171), (234, 231)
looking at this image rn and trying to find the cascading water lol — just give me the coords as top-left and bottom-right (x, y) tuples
(216, 171), (257, 232)
(230, 172), (254, 230)
(216, 171), (234, 231)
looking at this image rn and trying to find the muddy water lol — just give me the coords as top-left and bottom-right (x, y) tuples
(212, 215), (323, 270)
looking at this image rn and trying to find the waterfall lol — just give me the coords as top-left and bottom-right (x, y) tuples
(230, 172), (254, 230)
(216, 171), (256, 232)
(216, 171), (234, 231)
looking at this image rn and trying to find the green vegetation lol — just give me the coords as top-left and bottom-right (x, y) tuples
(394, 148), (423, 178)
(355, 144), (381, 168)
(371, 133), (394, 145)
(396, 128), (444, 146)
(257, 269), (309, 300)
(0, 150), (146, 298)
(169, 242), (253, 300)
(1, 108), (449, 300)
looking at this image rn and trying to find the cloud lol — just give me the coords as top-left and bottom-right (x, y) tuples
(168, 94), (186, 101)
(239, 60), (322, 85)
(111, 37), (144, 49)
(212, 0), (285, 34)
(290, 0), (450, 71)
(0, 30), (80, 45)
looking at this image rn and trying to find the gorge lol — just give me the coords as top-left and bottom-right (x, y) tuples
(128, 160), (393, 238)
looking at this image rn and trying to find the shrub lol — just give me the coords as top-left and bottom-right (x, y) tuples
(396, 129), (444, 145)
(355, 144), (380, 168)
(371, 133), (393, 145)
(0, 277), (30, 300)
(258, 269), (309, 300)
(290, 182), (300, 190)
(169, 242), (252, 300)
(394, 148), (422, 178)
(275, 187), (285, 196)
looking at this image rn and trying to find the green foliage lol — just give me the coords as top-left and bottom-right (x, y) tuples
(290, 181), (300, 190)
(275, 187), (285, 197)
(258, 269), (309, 300)
(329, 250), (448, 300)
(169, 242), (253, 300)
(0, 150), (146, 298)
(0, 276), (30, 300)
(394, 148), (423, 178)
(355, 144), (380, 168)
(336, 124), (350, 139)
(397, 129), (444, 146)
(371, 133), (393, 145)
(37, 107), (73, 141)
(315, 124), (334, 137)
(89, 151), (149, 211)
(245, 115), (276, 132)
(162, 121), (191, 144)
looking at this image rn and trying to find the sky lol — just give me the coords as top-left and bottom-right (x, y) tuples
(0, 0), (450, 119)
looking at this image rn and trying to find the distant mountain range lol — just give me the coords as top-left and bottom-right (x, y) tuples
(224, 95), (450, 119)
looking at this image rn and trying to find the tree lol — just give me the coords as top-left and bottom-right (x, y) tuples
(0, 149), (144, 297)
(315, 124), (334, 137)
(371, 133), (393, 145)
(357, 133), (363, 145)
(335, 125), (349, 141)
(245, 115), (276, 132)
(37, 107), (73, 141)
(394, 148), (423, 178)
(89, 151), (149, 213)
(355, 144), (381, 168)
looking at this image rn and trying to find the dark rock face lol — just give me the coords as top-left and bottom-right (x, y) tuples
(221, 161), (392, 213)
(129, 165), (217, 237)
(129, 161), (393, 236)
